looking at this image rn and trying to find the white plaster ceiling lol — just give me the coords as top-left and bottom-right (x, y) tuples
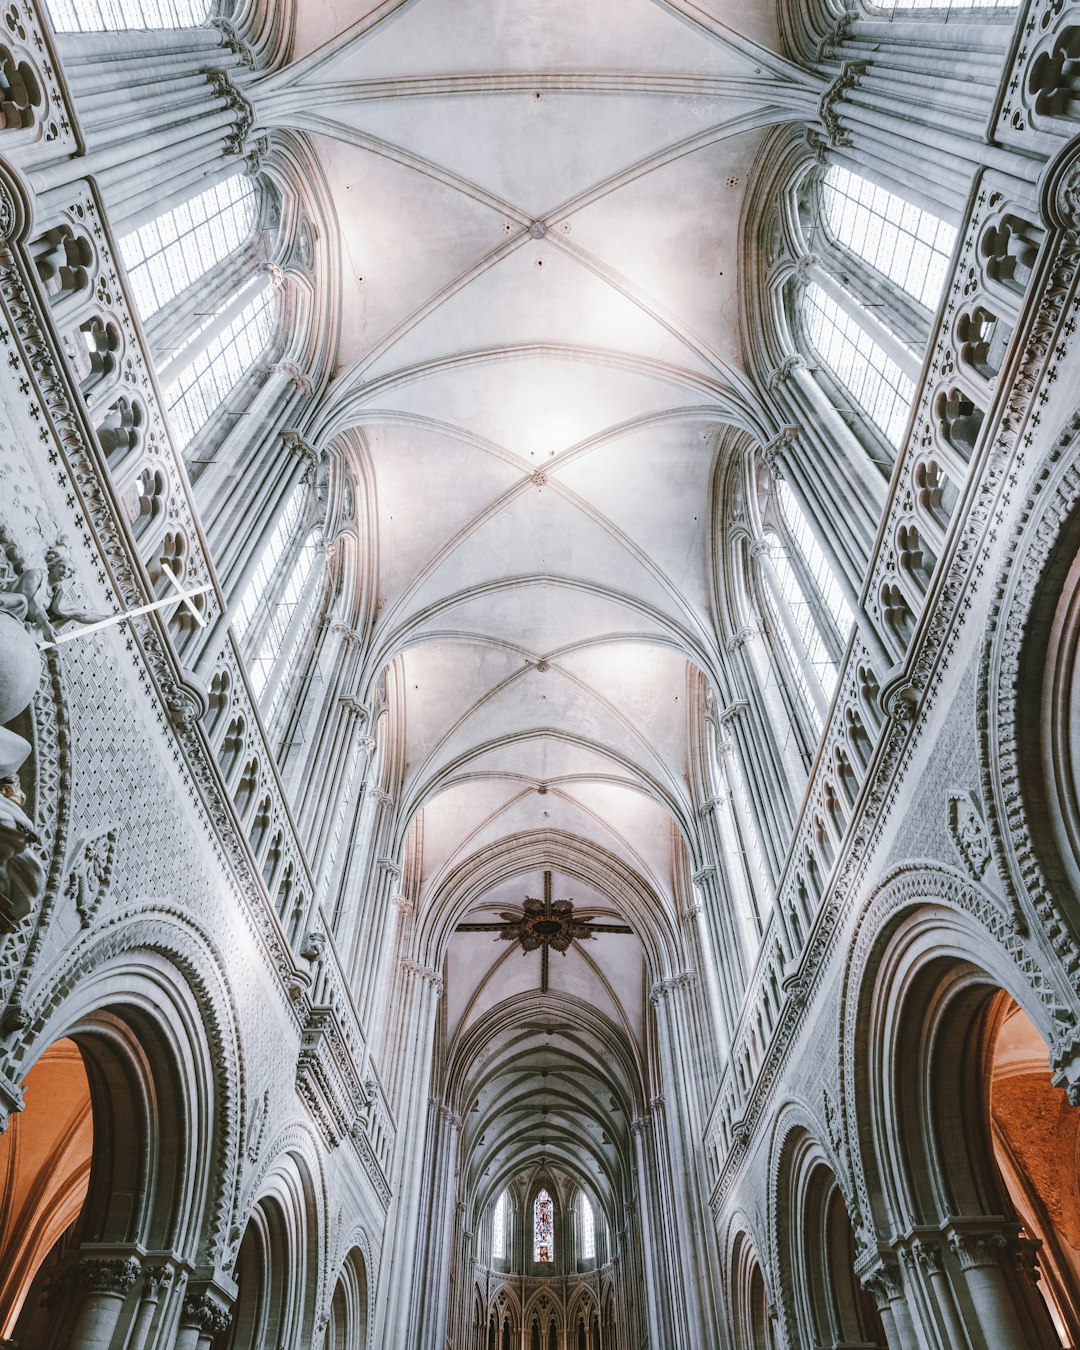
(256, 0), (819, 1226)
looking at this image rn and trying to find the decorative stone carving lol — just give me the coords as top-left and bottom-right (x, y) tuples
(63, 826), (117, 928)
(180, 1290), (233, 1333)
(818, 60), (868, 147)
(207, 69), (256, 157)
(947, 789), (991, 879)
(77, 1256), (141, 1295)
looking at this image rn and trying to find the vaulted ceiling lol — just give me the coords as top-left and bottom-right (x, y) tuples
(253, 0), (818, 1233)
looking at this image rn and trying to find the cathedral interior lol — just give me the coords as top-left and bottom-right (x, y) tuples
(4, 0), (1080, 1347)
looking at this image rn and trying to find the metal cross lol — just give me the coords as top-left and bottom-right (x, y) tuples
(457, 870), (632, 992)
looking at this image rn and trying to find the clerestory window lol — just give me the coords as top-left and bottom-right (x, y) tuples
(820, 165), (957, 310)
(492, 1189), (510, 1261)
(580, 1194), (595, 1260)
(164, 281), (275, 452)
(119, 175), (258, 322)
(47, 0), (210, 30)
(255, 533), (324, 719)
(533, 1189), (554, 1263)
(233, 481), (310, 659)
(802, 282), (915, 449)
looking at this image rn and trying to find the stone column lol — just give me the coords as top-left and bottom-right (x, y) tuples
(125, 1265), (173, 1350)
(859, 1253), (920, 1350)
(946, 1229), (1041, 1350)
(174, 1286), (234, 1350)
(374, 961), (444, 1349)
(68, 1257), (140, 1350)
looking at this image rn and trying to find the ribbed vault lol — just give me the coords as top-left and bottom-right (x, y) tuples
(261, 0), (819, 1316)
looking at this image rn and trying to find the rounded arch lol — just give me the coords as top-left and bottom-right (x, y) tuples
(773, 1120), (886, 1349)
(842, 870), (1074, 1348)
(5, 911), (245, 1268)
(725, 1225), (776, 1350)
(221, 1139), (324, 1350)
(323, 1244), (370, 1350)
(841, 865), (1072, 1240)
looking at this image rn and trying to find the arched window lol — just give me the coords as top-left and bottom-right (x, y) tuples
(119, 175), (258, 322)
(533, 1189), (554, 1263)
(757, 477), (854, 731)
(579, 1193), (595, 1260)
(253, 531), (323, 718)
(47, 0), (209, 31)
(820, 165), (957, 309)
(802, 281), (915, 449)
(775, 480), (853, 647)
(871, 0), (1015, 10)
(233, 481), (310, 660)
(164, 280), (276, 451)
(492, 1189), (509, 1261)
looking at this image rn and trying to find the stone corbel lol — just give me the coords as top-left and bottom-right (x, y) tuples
(207, 69), (256, 156)
(818, 60), (868, 148)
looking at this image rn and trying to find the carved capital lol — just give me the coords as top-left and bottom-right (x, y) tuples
(818, 59), (868, 147)
(181, 1291), (233, 1334)
(208, 17), (257, 67)
(948, 1230), (1010, 1272)
(77, 1256), (141, 1296)
(281, 429), (318, 465)
(207, 69), (256, 155)
(277, 360), (314, 394)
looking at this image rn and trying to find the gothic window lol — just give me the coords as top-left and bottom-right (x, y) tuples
(802, 282), (915, 449)
(252, 531), (323, 718)
(119, 175), (258, 322)
(580, 1193), (595, 1259)
(233, 481), (310, 657)
(775, 481), (854, 648)
(870, 0), (1015, 10)
(492, 1189), (509, 1260)
(533, 1189), (554, 1263)
(164, 281), (275, 451)
(820, 165), (957, 309)
(47, 0), (209, 30)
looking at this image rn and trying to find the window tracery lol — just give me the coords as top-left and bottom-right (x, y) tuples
(253, 532), (323, 717)
(492, 1189), (509, 1261)
(233, 482), (310, 656)
(580, 1193), (595, 1260)
(819, 165), (957, 309)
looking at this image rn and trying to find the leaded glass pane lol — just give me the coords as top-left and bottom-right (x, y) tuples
(257, 536), (323, 717)
(821, 166), (957, 309)
(534, 1189), (554, 1263)
(802, 282), (915, 449)
(47, 0), (209, 30)
(119, 176), (257, 322)
(164, 283), (275, 452)
(492, 1190), (509, 1260)
(233, 483), (308, 651)
(580, 1194), (595, 1259)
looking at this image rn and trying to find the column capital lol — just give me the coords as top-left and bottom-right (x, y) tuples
(207, 68), (256, 156)
(281, 428), (319, 464)
(180, 1287), (233, 1334)
(77, 1256), (141, 1295)
(401, 959), (443, 996)
(818, 58), (868, 148)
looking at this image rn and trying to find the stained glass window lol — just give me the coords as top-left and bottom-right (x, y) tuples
(492, 1189), (509, 1260)
(533, 1189), (554, 1263)
(580, 1194), (595, 1259)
